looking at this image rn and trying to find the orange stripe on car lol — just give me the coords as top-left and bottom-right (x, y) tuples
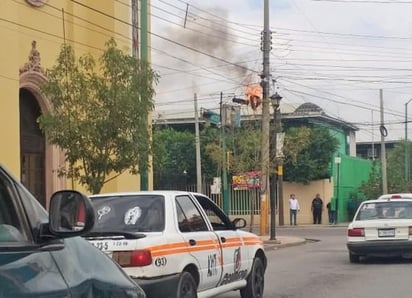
(144, 237), (261, 258)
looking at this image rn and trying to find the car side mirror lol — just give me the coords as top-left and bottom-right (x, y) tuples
(232, 218), (247, 229)
(48, 190), (95, 237)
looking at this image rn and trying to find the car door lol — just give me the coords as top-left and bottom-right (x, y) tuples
(193, 194), (249, 287)
(0, 166), (70, 298)
(175, 194), (223, 291)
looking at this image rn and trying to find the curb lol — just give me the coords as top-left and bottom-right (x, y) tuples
(262, 237), (307, 250)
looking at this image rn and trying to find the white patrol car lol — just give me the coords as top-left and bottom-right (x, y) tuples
(85, 191), (267, 298)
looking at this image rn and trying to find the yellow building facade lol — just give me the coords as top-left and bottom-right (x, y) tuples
(1, 0), (150, 208)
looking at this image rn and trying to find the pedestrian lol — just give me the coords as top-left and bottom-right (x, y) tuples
(289, 194), (300, 226)
(326, 198), (336, 224)
(311, 193), (323, 224)
(347, 195), (357, 221)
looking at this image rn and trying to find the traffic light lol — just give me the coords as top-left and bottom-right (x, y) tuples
(232, 97), (249, 105)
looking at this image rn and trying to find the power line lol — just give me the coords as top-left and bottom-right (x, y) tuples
(117, 0), (259, 46)
(273, 26), (412, 41)
(312, 0), (412, 3)
(7, 1), (255, 96)
(169, 0), (261, 36)
(69, 0), (258, 74)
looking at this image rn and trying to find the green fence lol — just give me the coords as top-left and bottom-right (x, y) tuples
(184, 183), (261, 216)
(334, 155), (372, 222)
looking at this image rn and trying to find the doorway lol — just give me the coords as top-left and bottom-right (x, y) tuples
(19, 88), (46, 207)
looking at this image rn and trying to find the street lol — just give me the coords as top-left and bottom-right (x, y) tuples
(217, 225), (412, 298)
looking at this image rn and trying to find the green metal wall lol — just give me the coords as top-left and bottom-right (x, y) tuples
(325, 126), (373, 222)
(333, 155), (373, 222)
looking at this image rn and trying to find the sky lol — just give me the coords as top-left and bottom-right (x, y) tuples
(149, 0), (412, 142)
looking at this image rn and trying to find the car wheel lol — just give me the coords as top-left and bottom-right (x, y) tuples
(349, 252), (360, 263)
(176, 271), (197, 298)
(240, 257), (265, 298)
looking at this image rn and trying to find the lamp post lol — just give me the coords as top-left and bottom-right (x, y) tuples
(405, 99), (412, 182)
(270, 92), (282, 240)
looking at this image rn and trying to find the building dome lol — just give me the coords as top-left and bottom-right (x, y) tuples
(294, 102), (324, 114)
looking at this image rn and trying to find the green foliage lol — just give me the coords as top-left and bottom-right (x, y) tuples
(229, 122), (262, 174)
(152, 128), (197, 188)
(152, 123), (340, 187)
(387, 142), (409, 192)
(357, 162), (382, 199)
(283, 126), (339, 183)
(202, 121), (263, 176)
(201, 126), (221, 178)
(39, 39), (158, 194)
(357, 142), (412, 198)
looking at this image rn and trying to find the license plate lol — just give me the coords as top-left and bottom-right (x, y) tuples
(91, 241), (109, 251)
(378, 229), (395, 237)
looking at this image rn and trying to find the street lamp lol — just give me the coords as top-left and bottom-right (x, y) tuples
(271, 92), (282, 109)
(405, 99), (412, 182)
(270, 92), (282, 241)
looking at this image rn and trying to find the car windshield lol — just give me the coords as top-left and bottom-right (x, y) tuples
(91, 195), (165, 233)
(356, 201), (412, 220)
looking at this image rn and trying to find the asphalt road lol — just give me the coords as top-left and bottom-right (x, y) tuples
(216, 225), (412, 298)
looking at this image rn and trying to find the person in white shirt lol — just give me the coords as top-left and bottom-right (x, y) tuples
(289, 194), (300, 226)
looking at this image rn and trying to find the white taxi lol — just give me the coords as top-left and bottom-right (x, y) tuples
(85, 191), (267, 298)
(347, 197), (412, 263)
(377, 193), (412, 200)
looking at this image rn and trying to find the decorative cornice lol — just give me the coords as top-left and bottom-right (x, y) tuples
(19, 40), (45, 75)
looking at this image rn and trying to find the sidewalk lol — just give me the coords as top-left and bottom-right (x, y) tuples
(256, 222), (349, 250)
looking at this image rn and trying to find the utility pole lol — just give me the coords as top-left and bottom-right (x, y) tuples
(220, 92), (229, 214)
(194, 94), (202, 192)
(380, 89), (388, 194)
(405, 99), (412, 182)
(371, 110), (375, 161)
(260, 0), (271, 236)
(140, 0), (150, 190)
(132, 0), (146, 190)
(131, 0), (139, 59)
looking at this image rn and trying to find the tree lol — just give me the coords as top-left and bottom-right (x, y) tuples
(387, 142), (409, 192)
(357, 161), (382, 199)
(358, 142), (409, 197)
(283, 126), (339, 183)
(201, 121), (263, 176)
(152, 128), (197, 188)
(229, 122), (262, 174)
(39, 39), (158, 194)
(152, 123), (339, 189)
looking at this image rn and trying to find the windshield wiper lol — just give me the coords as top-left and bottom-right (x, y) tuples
(84, 231), (146, 239)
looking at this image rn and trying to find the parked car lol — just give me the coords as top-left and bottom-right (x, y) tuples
(85, 191), (267, 298)
(0, 164), (145, 298)
(347, 196), (412, 263)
